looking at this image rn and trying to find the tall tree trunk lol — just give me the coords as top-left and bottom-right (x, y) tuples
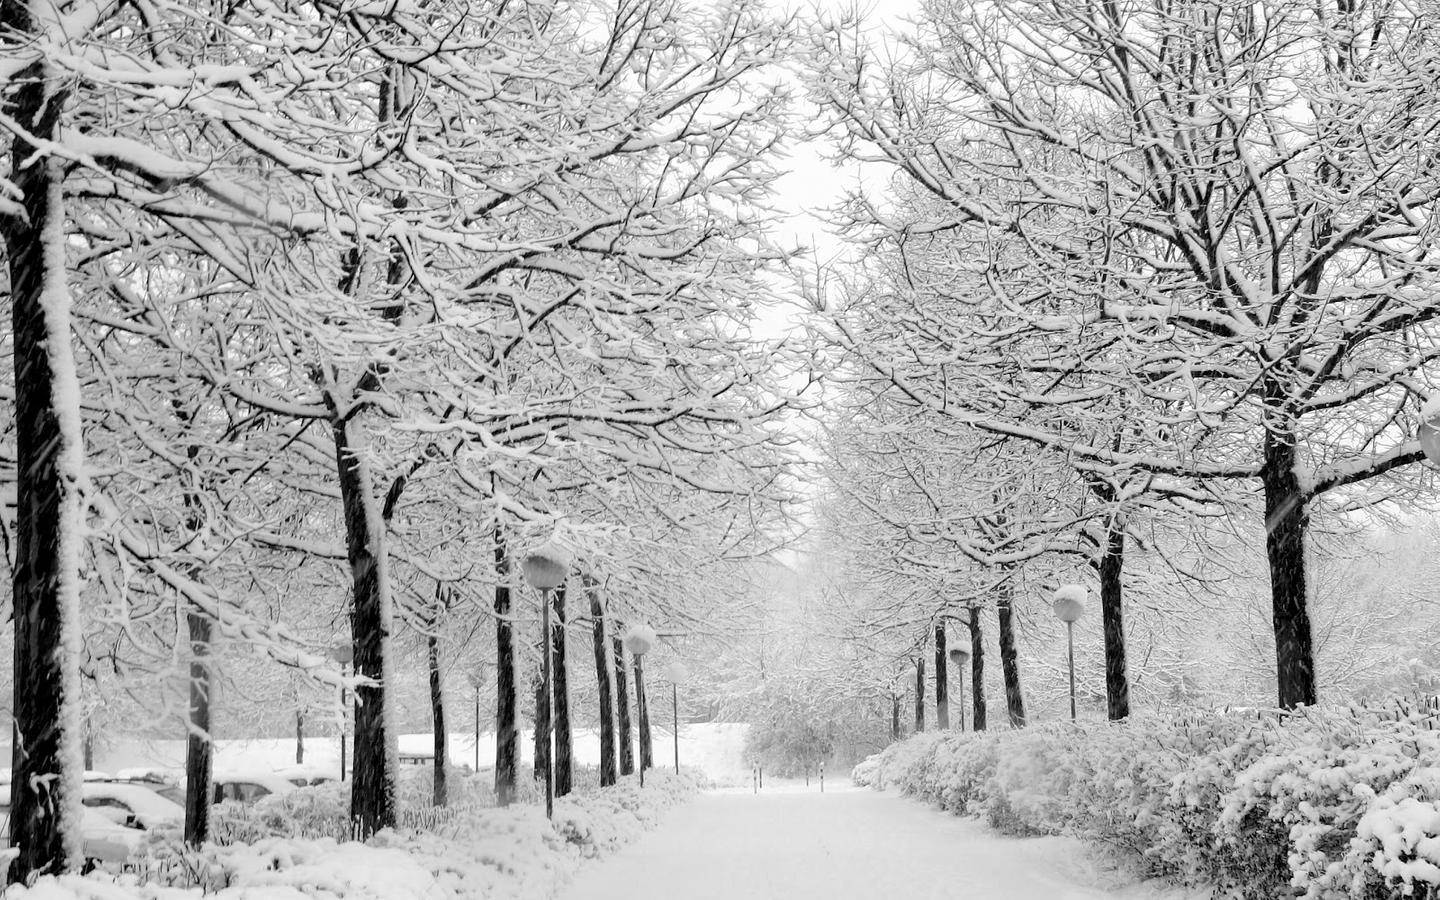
(296, 711), (304, 764)
(635, 657), (653, 772)
(82, 727), (94, 772)
(532, 670), (549, 782)
(997, 585), (1026, 727)
(890, 693), (900, 742)
(330, 416), (396, 838)
(1264, 429), (1317, 709)
(913, 657), (925, 733)
(551, 587), (572, 797)
(493, 532), (518, 805)
(428, 631), (447, 807)
(184, 612), (213, 847)
(589, 587), (617, 787)
(4, 28), (83, 880)
(934, 624), (949, 729)
(969, 606), (987, 731)
(1099, 514), (1131, 720)
(613, 638), (634, 776)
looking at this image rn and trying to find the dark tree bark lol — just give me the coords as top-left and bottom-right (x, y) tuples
(83, 728), (94, 772)
(3, 18), (81, 881)
(635, 656), (653, 772)
(551, 587), (572, 797)
(428, 631), (447, 807)
(934, 624), (949, 730)
(494, 532), (518, 805)
(330, 416), (396, 839)
(532, 670), (549, 783)
(589, 587), (617, 787)
(913, 657), (925, 733)
(613, 638), (634, 776)
(890, 693), (900, 742)
(997, 585), (1026, 727)
(296, 711), (304, 764)
(184, 612), (213, 847)
(969, 607), (987, 731)
(1099, 514), (1131, 720)
(1264, 426), (1316, 709)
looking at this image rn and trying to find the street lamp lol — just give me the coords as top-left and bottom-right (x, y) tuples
(467, 669), (485, 773)
(1419, 396), (1440, 464)
(1052, 585), (1087, 722)
(623, 624), (656, 788)
(947, 647), (969, 731)
(662, 661), (687, 774)
(330, 643), (353, 781)
(522, 541), (570, 820)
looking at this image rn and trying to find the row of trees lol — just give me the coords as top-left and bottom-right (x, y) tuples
(801, 0), (1440, 721)
(0, 0), (801, 884)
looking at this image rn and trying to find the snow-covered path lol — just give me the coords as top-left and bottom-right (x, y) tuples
(564, 784), (1198, 900)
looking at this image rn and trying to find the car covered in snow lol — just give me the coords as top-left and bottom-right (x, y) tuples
(212, 772), (296, 804)
(81, 780), (184, 830)
(0, 785), (143, 868)
(272, 764), (339, 788)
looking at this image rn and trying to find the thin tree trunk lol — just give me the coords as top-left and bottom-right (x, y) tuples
(589, 587), (617, 787)
(969, 606), (987, 731)
(83, 728), (94, 772)
(330, 416), (396, 838)
(493, 531), (518, 805)
(1099, 514), (1131, 720)
(552, 586), (572, 797)
(636, 657), (653, 772)
(428, 631), (447, 807)
(1264, 428), (1316, 709)
(890, 693), (900, 742)
(3, 28), (83, 881)
(614, 638), (634, 776)
(934, 624), (949, 730)
(296, 711), (304, 764)
(997, 585), (1026, 727)
(913, 657), (925, 733)
(184, 611), (213, 847)
(532, 670), (549, 783)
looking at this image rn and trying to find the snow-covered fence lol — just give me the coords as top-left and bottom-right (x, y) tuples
(854, 707), (1440, 899)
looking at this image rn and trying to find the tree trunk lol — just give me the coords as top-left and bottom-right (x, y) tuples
(428, 631), (447, 807)
(1264, 429), (1317, 709)
(913, 657), (925, 733)
(589, 587), (617, 787)
(331, 416), (397, 838)
(184, 611), (213, 847)
(614, 638), (634, 776)
(532, 670), (549, 783)
(296, 711), (304, 764)
(494, 532), (518, 805)
(82, 728), (94, 772)
(997, 586), (1026, 727)
(934, 624), (949, 730)
(890, 693), (900, 742)
(551, 587), (572, 797)
(635, 657), (653, 772)
(1099, 514), (1131, 720)
(3, 36), (83, 880)
(969, 606), (987, 731)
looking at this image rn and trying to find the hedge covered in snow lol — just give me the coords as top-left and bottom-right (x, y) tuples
(853, 707), (1440, 899)
(10, 771), (701, 900)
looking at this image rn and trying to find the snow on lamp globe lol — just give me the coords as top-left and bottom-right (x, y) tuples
(947, 646), (970, 731)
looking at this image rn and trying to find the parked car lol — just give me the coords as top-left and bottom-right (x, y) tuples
(81, 781), (183, 830)
(272, 765), (339, 788)
(87, 771), (185, 806)
(0, 786), (143, 869)
(211, 772), (296, 804)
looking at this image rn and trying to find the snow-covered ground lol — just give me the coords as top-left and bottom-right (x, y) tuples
(564, 786), (1202, 900)
(94, 723), (751, 786)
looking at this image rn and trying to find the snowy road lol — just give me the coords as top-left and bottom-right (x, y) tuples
(563, 784), (1198, 900)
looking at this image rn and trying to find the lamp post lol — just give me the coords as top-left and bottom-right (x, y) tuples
(662, 661), (687, 774)
(1052, 585), (1087, 722)
(623, 624), (655, 788)
(467, 670), (485, 773)
(947, 647), (970, 731)
(330, 643), (353, 781)
(521, 542), (570, 820)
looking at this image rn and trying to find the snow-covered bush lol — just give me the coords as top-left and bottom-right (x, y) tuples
(853, 706), (1440, 899)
